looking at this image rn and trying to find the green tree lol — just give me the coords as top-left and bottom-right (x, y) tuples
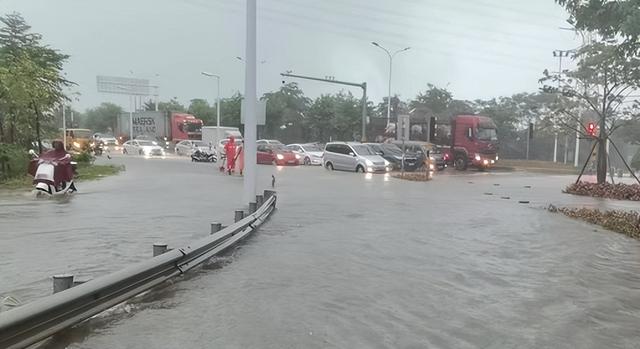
(0, 12), (73, 151)
(187, 98), (216, 125)
(541, 40), (640, 183)
(261, 83), (310, 140)
(82, 102), (123, 134)
(220, 93), (242, 128)
(157, 97), (186, 113)
(556, 0), (640, 54)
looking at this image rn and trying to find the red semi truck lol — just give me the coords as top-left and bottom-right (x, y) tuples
(443, 115), (499, 171)
(116, 111), (203, 146)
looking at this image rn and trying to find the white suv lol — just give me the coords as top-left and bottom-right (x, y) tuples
(323, 142), (390, 173)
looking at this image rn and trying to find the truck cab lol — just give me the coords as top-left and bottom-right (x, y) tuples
(449, 115), (498, 170)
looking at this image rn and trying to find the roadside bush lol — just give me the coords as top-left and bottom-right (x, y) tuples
(548, 205), (640, 240)
(0, 144), (30, 181)
(71, 151), (95, 165)
(564, 181), (640, 201)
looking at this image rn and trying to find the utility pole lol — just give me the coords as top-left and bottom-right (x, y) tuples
(201, 72), (222, 152)
(243, 0), (257, 204)
(553, 49), (571, 163)
(371, 42), (410, 127)
(61, 104), (66, 150)
(280, 72), (368, 141)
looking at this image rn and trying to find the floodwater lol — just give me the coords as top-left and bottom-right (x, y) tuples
(2, 156), (640, 348)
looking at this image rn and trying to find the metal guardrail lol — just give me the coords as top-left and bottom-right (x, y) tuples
(0, 190), (277, 349)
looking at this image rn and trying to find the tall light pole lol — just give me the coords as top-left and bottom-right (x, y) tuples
(372, 42), (410, 127)
(201, 72), (221, 151)
(552, 49), (571, 163)
(243, 0), (258, 204)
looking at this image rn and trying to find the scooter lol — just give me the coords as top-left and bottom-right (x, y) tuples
(28, 149), (77, 197)
(191, 149), (217, 163)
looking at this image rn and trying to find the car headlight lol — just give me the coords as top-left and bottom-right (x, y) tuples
(365, 159), (374, 166)
(295, 154), (301, 160)
(474, 154), (481, 161)
(73, 142), (81, 148)
(383, 159), (390, 166)
(429, 156), (435, 161)
(496, 155), (499, 161)
(276, 154), (284, 160)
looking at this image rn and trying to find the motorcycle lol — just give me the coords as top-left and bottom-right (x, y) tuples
(91, 141), (104, 156)
(28, 149), (77, 197)
(191, 149), (217, 163)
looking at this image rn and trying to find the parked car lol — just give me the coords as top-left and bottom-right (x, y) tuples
(257, 139), (284, 146)
(257, 144), (299, 166)
(391, 141), (446, 170)
(122, 140), (165, 157)
(287, 143), (324, 165)
(365, 143), (420, 171)
(323, 142), (391, 173)
(175, 140), (213, 156)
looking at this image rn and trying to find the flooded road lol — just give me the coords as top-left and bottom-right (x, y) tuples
(2, 157), (640, 348)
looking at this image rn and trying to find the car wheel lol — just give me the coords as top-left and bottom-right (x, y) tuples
(304, 157), (311, 166)
(356, 165), (365, 173)
(325, 162), (334, 171)
(139, 149), (144, 155)
(454, 155), (468, 171)
(123, 148), (127, 155)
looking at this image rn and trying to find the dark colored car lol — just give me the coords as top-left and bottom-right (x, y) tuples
(392, 141), (446, 171)
(365, 143), (420, 171)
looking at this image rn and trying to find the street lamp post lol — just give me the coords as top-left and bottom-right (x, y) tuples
(552, 49), (571, 163)
(201, 72), (221, 152)
(372, 42), (410, 127)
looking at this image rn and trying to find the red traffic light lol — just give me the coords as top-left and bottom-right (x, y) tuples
(587, 122), (596, 136)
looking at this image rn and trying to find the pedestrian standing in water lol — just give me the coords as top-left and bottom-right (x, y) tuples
(224, 136), (237, 175)
(235, 141), (245, 176)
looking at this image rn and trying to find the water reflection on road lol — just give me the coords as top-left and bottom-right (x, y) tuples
(2, 157), (640, 348)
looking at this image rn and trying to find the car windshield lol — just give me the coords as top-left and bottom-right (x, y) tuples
(352, 145), (374, 156)
(477, 128), (498, 141)
(301, 144), (322, 152)
(194, 141), (208, 147)
(69, 130), (91, 138)
(138, 141), (154, 146)
(381, 144), (402, 155)
(272, 145), (289, 151)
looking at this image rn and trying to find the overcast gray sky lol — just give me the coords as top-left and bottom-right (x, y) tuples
(1, 0), (579, 111)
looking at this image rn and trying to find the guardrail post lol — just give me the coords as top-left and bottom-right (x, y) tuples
(249, 202), (257, 214)
(256, 195), (264, 207)
(234, 210), (244, 222)
(210, 222), (222, 234)
(52, 274), (74, 294)
(264, 190), (276, 205)
(153, 243), (168, 257)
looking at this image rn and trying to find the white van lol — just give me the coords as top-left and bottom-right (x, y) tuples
(323, 142), (390, 173)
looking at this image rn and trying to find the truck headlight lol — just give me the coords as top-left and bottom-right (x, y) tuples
(474, 154), (481, 161)
(276, 154), (284, 160)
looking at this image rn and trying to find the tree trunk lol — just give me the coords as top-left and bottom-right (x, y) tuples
(596, 111), (607, 184)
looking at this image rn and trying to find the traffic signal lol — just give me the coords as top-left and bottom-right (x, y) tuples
(587, 122), (596, 136)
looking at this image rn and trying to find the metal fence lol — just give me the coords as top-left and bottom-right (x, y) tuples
(0, 190), (277, 349)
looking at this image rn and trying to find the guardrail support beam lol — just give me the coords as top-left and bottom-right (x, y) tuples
(264, 190), (276, 205)
(256, 195), (263, 207)
(153, 243), (168, 257)
(234, 210), (245, 222)
(52, 274), (74, 294)
(210, 222), (222, 234)
(249, 202), (257, 214)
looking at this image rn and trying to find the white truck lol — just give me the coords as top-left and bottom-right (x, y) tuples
(201, 126), (243, 156)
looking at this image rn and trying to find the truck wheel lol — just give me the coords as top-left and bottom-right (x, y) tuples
(454, 155), (468, 171)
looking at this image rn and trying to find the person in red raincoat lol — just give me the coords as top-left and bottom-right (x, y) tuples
(28, 139), (74, 188)
(224, 136), (237, 175)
